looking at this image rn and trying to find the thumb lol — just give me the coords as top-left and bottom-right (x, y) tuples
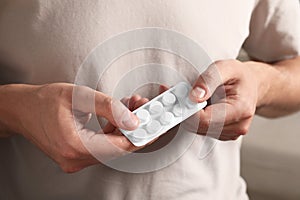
(95, 93), (139, 131)
(189, 61), (238, 103)
(72, 85), (139, 130)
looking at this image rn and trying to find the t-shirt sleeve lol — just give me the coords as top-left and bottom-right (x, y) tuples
(243, 0), (300, 62)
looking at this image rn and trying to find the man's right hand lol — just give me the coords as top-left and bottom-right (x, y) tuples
(0, 83), (142, 173)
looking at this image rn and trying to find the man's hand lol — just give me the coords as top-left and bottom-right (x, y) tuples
(102, 94), (149, 134)
(187, 60), (260, 141)
(186, 57), (300, 141)
(0, 83), (144, 172)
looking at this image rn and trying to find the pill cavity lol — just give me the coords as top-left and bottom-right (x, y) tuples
(146, 120), (161, 134)
(186, 97), (197, 108)
(160, 112), (174, 125)
(149, 101), (163, 114)
(136, 109), (150, 123)
(173, 84), (188, 98)
(172, 104), (183, 117)
(162, 93), (176, 106)
(132, 129), (148, 139)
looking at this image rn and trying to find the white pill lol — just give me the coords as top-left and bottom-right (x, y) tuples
(160, 112), (174, 125)
(149, 101), (163, 114)
(173, 84), (188, 98)
(146, 120), (161, 134)
(172, 104), (183, 117)
(132, 129), (148, 140)
(136, 109), (150, 123)
(186, 97), (197, 108)
(162, 93), (176, 106)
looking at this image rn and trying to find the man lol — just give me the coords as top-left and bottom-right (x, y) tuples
(0, 0), (300, 199)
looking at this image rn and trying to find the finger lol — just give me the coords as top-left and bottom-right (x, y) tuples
(128, 95), (141, 111)
(183, 104), (226, 134)
(103, 122), (116, 134)
(73, 110), (92, 125)
(159, 84), (169, 94)
(78, 129), (139, 162)
(194, 127), (239, 141)
(72, 85), (139, 130)
(103, 97), (150, 133)
(121, 97), (130, 107)
(133, 98), (149, 110)
(189, 60), (243, 103)
(103, 95), (149, 133)
(183, 116), (246, 140)
(105, 134), (140, 152)
(202, 103), (243, 126)
(220, 118), (252, 136)
(184, 102), (252, 134)
(218, 135), (239, 141)
(58, 156), (99, 173)
(95, 95), (139, 130)
(181, 109), (243, 141)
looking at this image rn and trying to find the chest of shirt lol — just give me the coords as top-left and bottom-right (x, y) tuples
(0, 0), (255, 84)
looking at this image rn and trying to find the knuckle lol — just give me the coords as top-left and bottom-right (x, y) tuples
(47, 84), (73, 103)
(121, 97), (130, 107)
(215, 59), (240, 66)
(60, 164), (81, 173)
(242, 108), (254, 119)
(111, 136), (132, 152)
(219, 137), (228, 141)
(115, 137), (127, 148)
(58, 85), (73, 99)
(141, 98), (149, 103)
(60, 148), (79, 160)
(214, 60), (226, 67)
(131, 95), (141, 100)
(103, 96), (113, 114)
(236, 126), (248, 135)
(231, 136), (240, 141)
(239, 101), (255, 119)
(37, 84), (73, 112)
(201, 118), (211, 129)
(51, 83), (73, 100)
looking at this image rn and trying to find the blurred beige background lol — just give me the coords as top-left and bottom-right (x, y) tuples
(241, 113), (300, 200)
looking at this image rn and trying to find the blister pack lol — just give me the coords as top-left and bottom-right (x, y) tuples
(119, 82), (207, 147)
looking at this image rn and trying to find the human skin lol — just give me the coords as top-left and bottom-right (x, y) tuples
(0, 83), (146, 172)
(1, 57), (300, 172)
(188, 57), (300, 140)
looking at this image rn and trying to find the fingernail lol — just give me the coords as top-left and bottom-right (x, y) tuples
(191, 87), (206, 100)
(122, 111), (139, 130)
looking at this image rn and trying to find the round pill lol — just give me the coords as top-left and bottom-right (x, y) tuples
(186, 97), (197, 108)
(149, 101), (163, 114)
(160, 112), (174, 125)
(146, 120), (161, 134)
(136, 109), (150, 123)
(173, 84), (188, 98)
(132, 129), (148, 139)
(162, 93), (176, 106)
(172, 104), (183, 117)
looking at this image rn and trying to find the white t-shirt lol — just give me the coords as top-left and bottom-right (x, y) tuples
(0, 1), (300, 199)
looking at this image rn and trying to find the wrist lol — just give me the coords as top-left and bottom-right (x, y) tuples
(244, 61), (273, 109)
(0, 84), (38, 136)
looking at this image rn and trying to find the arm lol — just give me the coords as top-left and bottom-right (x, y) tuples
(0, 84), (33, 138)
(249, 56), (300, 117)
